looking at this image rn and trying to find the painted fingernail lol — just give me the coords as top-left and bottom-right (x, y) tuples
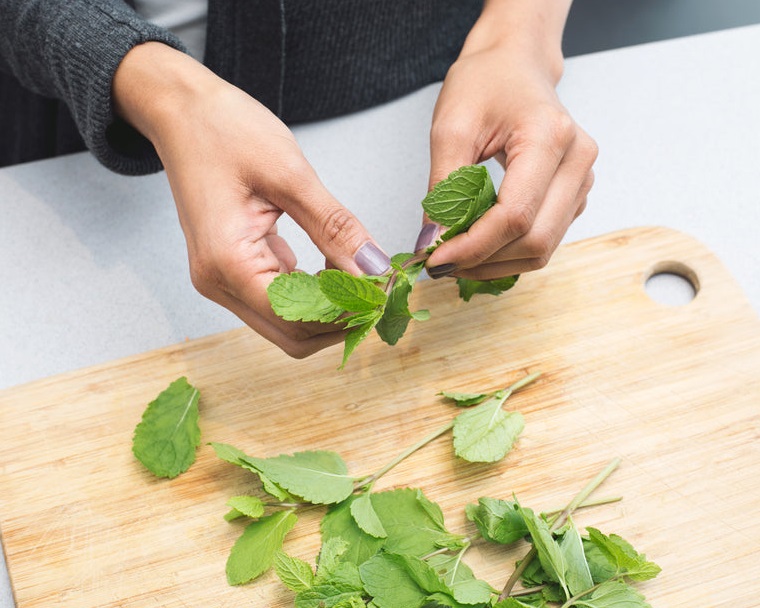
(427, 263), (457, 279)
(414, 223), (442, 252)
(354, 241), (391, 276)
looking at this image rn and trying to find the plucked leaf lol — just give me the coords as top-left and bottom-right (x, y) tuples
(427, 553), (495, 605)
(585, 528), (661, 582)
(340, 312), (382, 369)
(224, 495), (265, 521)
(558, 518), (594, 596)
(295, 584), (366, 608)
(571, 580), (651, 608)
(452, 394), (524, 463)
(493, 597), (547, 608)
(209, 442), (291, 500)
(421, 165), (497, 240)
(456, 275), (519, 302)
(465, 497), (527, 544)
(438, 391), (490, 407)
(360, 553), (448, 608)
(318, 269), (387, 311)
(350, 492), (387, 538)
(321, 496), (386, 566)
(247, 451), (354, 505)
(132, 377), (201, 478)
(268, 272), (345, 322)
(275, 550), (315, 592)
(226, 510), (298, 585)
(518, 506), (568, 596)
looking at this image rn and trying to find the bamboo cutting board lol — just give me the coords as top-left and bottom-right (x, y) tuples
(1, 226), (759, 607)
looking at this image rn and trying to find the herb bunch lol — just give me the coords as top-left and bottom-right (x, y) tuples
(267, 165), (519, 368)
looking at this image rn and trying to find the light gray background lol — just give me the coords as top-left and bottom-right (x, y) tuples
(3, 4), (760, 605)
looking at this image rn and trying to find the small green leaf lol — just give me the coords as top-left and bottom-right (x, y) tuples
(452, 394), (524, 463)
(226, 510), (298, 585)
(585, 528), (661, 582)
(209, 442), (291, 500)
(571, 580), (651, 608)
(295, 584), (366, 608)
(132, 377), (201, 478)
(319, 269), (388, 312)
(268, 272), (345, 322)
(558, 517), (594, 596)
(427, 553), (496, 605)
(359, 553), (446, 608)
(247, 451), (355, 505)
(340, 313), (382, 369)
(275, 550), (315, 592)
(438, 390), (490, 407)
(321, 496), (386, 567)
(465, 497), (527, 545)
(225, 495), (265, 520)
(518, 506), (568, 597)
(456, 275), (519, 302)
(350, 492), (387, 538)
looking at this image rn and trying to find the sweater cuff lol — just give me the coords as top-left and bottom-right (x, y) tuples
(50, 3), (187, 175)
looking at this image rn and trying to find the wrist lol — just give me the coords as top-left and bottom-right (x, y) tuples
(112, 41), (223, 149)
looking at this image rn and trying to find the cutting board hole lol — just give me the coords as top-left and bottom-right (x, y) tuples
(645, 261), (699, 306)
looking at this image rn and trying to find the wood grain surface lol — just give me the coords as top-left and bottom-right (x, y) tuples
(1, 226), (758, 607)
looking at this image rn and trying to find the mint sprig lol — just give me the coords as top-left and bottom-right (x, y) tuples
(267, 165), (519, 367)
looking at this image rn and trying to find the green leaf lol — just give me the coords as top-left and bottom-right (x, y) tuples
(464, 497), (527, 545)
(350, 492), (388, 538)
(452, 393), (524, 463)
(209, 442), (291, 500)
(224, 495), (265, 521)
(518, 506), (568, 597)
(247, 451), (354, 505)
(319, 269), (388, 312)
(427, 553), (495, 605)
(438, 391), (490, 407)
(268, 272), (345, 322)
(421, 165), (497, 240)
(585, 528), (661, 582)
(226, 510), (298, 585)
(340, 312), (383, 369)
(370, 489), (466, 556)
(275, 550), (315, 592)
(360, 553), (448, 608)
(132, 377), (201, 478)
(321, 496), (386, 566)
(558, 518), (594, 597)
(493, 597), (547, 608)
(456, 275), (519, 302)
(571, 580), (651, 608)
(295, 584), (366, 608)
(375, 273), (415, 345)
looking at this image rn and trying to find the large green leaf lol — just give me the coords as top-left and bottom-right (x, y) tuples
(268, 272), (345, 322)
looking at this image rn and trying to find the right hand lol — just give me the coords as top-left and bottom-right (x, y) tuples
(113, 42), (390, 357)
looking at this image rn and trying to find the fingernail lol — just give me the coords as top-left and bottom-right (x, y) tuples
(427, 263), (457, 279)
(414, 223), (442, 252)
(354, 241), (391, 276)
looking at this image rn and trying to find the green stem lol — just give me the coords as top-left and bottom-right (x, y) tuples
(354, 372), (541, 490)
(498, 458), (622, 601)
(542, 495), (623, 518)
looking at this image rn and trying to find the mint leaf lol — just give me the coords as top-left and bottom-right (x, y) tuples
(295, 584), (366, 608)
(375, 263), (424, 345)
(359, 553), (448, 608)
(456, 275), (519, 302)
(571, 580), (651, 608)
(268, 272), (345, 322)
(585, 528), (661, 582)
(452, 393), (524, 463)
(226, 510), (298, 585)
(340, 311), (383, 369)
(321, 496), (386, 566)
(132, 377), (201, 478)
(493, 597), (546, 608)
(421, 165), (497, 240)
(275, 550), (315, 593)
(350, 492), (387, 538)
(438, 391), (490, 407)
(209, 442), (292, 500)
(247, 451), (355, 505)
(465, 497), (527, 545)
(518, 506), (569, 597)
(224, 495), (265, 521)
(427, 553), (495, 605)
(318, 269), (387, 312)
(558, 518), (594, 597)
(370, 488), (466, 556)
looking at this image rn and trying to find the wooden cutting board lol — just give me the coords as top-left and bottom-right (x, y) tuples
(1, 226), (758, 607)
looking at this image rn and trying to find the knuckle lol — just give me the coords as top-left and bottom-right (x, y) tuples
(507, 203), (536, 238)
(522, 227), (557, 262)
(316, 205), (360, 249)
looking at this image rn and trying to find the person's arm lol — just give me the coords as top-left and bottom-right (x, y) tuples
(419, 0), (598, 280)
(112, 42), (390, 356)
(0, 0), (185, 175)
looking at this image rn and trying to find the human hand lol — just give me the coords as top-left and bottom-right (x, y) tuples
(113, 43), (390, 357)
(416, 0), (598, 281)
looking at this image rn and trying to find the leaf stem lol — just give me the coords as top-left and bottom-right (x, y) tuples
(498, 458), (622, 600)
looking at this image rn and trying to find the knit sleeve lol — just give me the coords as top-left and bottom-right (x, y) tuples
(0, 0), (187, 175)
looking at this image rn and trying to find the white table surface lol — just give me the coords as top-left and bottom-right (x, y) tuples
(2, 24), (759, 607)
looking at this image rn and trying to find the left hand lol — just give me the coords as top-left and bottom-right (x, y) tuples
(420, 1), (598, 280)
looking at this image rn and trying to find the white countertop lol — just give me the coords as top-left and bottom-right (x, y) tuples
(2, 24), (759, 606)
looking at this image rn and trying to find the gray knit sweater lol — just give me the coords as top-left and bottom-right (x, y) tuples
(0, 0), (482, 175)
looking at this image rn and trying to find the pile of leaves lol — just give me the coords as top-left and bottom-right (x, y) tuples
(267, 165), (519, 367)
(132, 374), (660, 607)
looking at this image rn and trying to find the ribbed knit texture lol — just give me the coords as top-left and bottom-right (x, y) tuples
(1, 0), (482, 174)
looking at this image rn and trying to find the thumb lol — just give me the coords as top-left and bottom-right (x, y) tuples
(277, 169), (390, 276)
